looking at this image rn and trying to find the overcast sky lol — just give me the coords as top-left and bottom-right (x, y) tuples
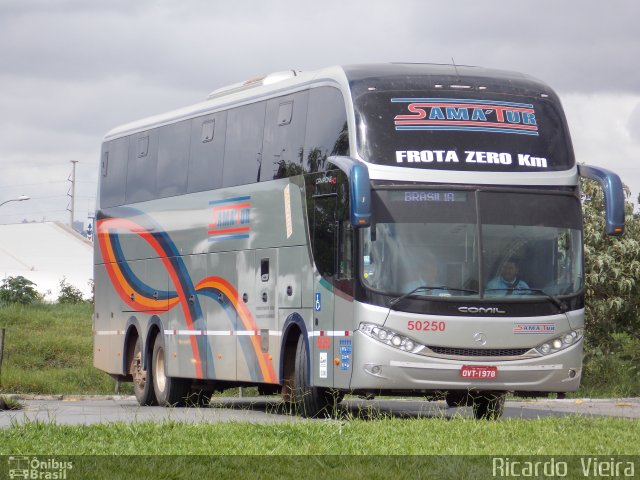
(0, 0), (638, 226)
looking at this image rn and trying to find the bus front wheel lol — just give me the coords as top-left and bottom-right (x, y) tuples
(292, 335), (341, 418)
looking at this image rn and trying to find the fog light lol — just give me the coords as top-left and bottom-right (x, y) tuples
(568, 369), (576, 378)
(371, 365), (381, 375)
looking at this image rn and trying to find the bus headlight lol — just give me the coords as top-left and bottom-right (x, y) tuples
(536, 329), (582, 356)
(359, 323), (425, 353)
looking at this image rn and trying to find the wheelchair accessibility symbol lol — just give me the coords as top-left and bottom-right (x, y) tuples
(315, 293), (321, 312)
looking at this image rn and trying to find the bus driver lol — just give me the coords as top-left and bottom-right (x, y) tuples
(486, 259), (530, 296)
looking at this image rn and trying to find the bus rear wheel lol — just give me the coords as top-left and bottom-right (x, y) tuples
(291, 335), (342, 418)
(130, 336), (157, 406)
(152, 335), (190, 407)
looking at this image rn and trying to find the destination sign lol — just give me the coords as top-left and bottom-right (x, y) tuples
(390, 191), (468, 203)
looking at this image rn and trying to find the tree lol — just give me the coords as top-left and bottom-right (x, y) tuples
(57, 278), (85, 304)
(582, 178), (640, 348)
(0, 276), (41, 305)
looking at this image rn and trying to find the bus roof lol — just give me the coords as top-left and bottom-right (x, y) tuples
(103, 63), (557, 142)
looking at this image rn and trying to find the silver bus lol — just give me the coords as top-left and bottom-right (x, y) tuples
(94, 63), (624, 419)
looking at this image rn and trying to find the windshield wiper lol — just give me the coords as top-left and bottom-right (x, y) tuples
(389, 285), (479, 309)
(484, 287), (567, 311)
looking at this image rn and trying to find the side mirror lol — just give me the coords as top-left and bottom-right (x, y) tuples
(349, 163), (371, 228)
(578, 164), (625, 236)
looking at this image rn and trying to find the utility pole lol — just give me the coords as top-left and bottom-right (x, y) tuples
(0, 328), (5, 382)
(67, 160), (78, 228)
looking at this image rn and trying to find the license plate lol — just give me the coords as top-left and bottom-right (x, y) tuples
(460, 365), (498, 379)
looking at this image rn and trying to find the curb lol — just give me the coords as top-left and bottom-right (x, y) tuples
(0, 394), (136, 401)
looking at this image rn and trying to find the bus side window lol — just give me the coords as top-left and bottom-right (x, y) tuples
(223, 101), (266, 187)
(99, 136), (128, 208)
(126, 130), (158, 204)
(336, 173), (354, 295)
(310, 170), (353, 294)
(312, 195), (337, 278)
(304, 87), (349, 173)
(261, 91), (309, 181)
(188, 111), (227, 193)
(157, 120), (190, 199)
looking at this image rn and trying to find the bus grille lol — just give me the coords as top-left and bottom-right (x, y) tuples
(427, 346), (530, 357)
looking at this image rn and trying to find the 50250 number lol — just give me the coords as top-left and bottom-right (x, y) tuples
(407, 320), (446, 331)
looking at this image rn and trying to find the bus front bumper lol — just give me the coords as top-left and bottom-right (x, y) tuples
(349, 330), (582, 393)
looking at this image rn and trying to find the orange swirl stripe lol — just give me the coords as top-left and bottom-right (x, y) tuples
(97, 218), (203, 378)
(196, 276), (277, 384)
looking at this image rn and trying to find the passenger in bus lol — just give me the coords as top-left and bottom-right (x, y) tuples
(402, 254), (451, 297)
(485, 259), (530, 296)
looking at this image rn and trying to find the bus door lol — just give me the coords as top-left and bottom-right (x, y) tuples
(311, 192), (338, 388)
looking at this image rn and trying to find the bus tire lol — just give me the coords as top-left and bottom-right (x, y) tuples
(292, 335), (340, 418)
(472, 392), (506, 420)
(130, 336), (157, 406)
(152, 334), (190, 407)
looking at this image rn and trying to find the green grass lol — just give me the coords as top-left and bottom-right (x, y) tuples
(0, 303), (123, 395)
(1, 416), (638, 455)
(0, 303), (639, 398)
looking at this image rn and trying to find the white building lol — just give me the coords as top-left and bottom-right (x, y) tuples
(0, 222), (93, 301)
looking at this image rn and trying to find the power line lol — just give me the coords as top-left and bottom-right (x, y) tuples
(0, 181), (68, 189)
(0, 209), (69, 217)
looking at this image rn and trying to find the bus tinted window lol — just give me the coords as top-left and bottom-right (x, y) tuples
(354, 91), (574, 172)
(308, 170), (352, 292)
(261, 91), (309, 181)
(223, 101), (266, 187)
(303, 87), (349, 173)
(126, 130), (158, 203)
(100, 136), (128, 207)
(188, 111), (227, 193)
(157, 120), (190, 198)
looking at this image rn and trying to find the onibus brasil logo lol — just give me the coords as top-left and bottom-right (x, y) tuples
(8, 457), (73, 479)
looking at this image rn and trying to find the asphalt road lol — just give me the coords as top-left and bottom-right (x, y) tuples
(1, 396), (639, 427)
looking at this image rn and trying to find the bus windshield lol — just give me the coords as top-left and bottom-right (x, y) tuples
(360, 189), (583, 300)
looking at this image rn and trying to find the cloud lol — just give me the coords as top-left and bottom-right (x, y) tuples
(0, 0), (639, 224)
(1, 0), (639, 93)
(629, 103), (640, 144)
(562, 92), (640, 197)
